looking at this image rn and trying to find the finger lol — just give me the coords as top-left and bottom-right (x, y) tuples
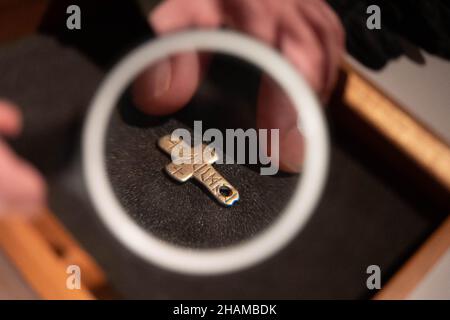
(0, 100), (22, 136)
(279, 6), (327, 96)
(132, 53), (203, 115)
(133, 0), (222, 116)
(221, 0), (280, 44)
(296, 0), (344, 102)
(0, 140), (46, 216)
(314, 0), (346, 49)
(150, 0), (222, 34)
(257, 76), (304, 173)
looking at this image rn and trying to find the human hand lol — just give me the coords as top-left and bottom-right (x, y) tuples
(133, 0), (345, 172)
(0, 100), (46, 217)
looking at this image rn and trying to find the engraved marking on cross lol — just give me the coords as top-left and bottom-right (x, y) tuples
(158, 135), (239, 206)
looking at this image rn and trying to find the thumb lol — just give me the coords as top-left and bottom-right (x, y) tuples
(0, 140), (46, 217)
(0, 101), (46, 217)
(0, 100), (22, 136)
(257, 76), (304, 173)
(132, 0), (222, 116)
(132, 53), (204, 115)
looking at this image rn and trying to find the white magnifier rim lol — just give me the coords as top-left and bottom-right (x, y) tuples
(82, 30), (329, 275)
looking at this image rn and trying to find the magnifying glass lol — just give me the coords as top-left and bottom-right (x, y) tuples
(82, 30), (329, 275)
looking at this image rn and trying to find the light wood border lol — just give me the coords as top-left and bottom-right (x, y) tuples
(374, 216), (450, 299)
(342, 62), (450, 192)
(0, 210), (108, 299)
(341, 63), (450, 299)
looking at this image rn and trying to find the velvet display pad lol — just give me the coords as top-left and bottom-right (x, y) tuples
(106, 93), (298, 248)
(3, 35), (444, 299)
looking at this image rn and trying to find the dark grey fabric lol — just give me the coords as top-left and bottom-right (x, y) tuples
(1, 35), (443, 299)
(0, 36), (102, 175)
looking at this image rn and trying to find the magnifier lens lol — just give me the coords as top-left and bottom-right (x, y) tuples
(107, 49), (302, 249)
(83, 31), (328, 274)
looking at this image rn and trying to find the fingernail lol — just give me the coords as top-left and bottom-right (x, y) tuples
(149, 59), (172, 98)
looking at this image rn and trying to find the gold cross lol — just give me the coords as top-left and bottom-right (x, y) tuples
(158, 135), (239, 206)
